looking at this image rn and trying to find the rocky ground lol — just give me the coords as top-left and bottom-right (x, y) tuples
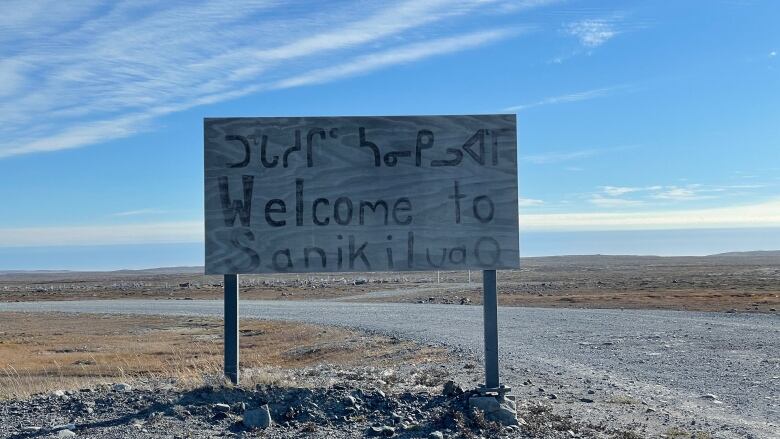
(0, 365), (641, 439)
(2, 253), (779, 313)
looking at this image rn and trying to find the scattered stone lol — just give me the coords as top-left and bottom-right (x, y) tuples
(213, 403), (231, 413)
(52, 390), (66, 397)
(469, 395), (518, 426)
(243, 404), (272, 429)
(57, 430), (76, 438)
(442, 380), (463, 397)
(579, 398), (594, 403)
(112, 383), (132, 392)
(368, 425), (395, 436)
(232, 401), (247, 413)
(429, 431), (444, 439)
(344, 395), (357, 406)
(700, 394), (718, 401)
(22, 426), (41, 433)
(52, 423), (77, 431)
(548, 393), (558, 400)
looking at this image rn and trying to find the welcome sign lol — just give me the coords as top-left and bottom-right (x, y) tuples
(204, 115), (518, 274)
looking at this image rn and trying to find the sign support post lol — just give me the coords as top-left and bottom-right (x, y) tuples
(482, 269), (502, 392)
(224, 274), (239, 384)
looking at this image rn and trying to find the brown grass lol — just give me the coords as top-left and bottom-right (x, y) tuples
(0, 312), (447, 399)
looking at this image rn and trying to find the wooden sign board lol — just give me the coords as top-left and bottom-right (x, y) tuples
(205, 115), (518, 274)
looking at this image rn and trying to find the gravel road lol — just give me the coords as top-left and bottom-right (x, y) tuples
(1, 300), (777, 438)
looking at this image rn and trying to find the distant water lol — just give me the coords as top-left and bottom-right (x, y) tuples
(520, 227), (780, 257)
(0, 228), (778, 271)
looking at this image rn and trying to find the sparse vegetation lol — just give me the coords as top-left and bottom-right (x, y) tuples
(0, 312), (448, 400)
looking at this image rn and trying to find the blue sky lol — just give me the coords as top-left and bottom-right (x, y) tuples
(1, 0), (779, 270)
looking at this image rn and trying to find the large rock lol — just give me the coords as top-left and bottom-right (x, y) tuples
(469, 395), (518, 426)
(112, 383), (132, 393)
(368, 425), (395, 436)
(442, 380), (463, 397)
(243, 404), (272, 429)
(57, 430), (76, 438)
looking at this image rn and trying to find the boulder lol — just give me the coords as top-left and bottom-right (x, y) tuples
(213, 403), (231, 413)
(469, 395), (518, 426)
(243, 404), (272, 429)
(112, 383), (132, 393)
(442, 380), (463, 397)
(368, 425), (395, 436)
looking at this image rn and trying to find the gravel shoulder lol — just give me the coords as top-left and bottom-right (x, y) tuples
(1, 300), (777, 438)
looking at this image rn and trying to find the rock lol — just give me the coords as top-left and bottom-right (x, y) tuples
(344, 395), (357, 406)
(112, 383), (132, 392)
(53, 423), (77, 431)
(213, 403), (231, 413)
(232, 402), (247, 413)
(469, 395), (519, 426)
(579, 398), (595, 403)
(442, 380), (463, 397)
(52, 390), (66, 397)
(429, 431), (444, 439)
(22, 426), (41, 433)
(700, 393), (718, 400)
(243, 404), (272, 429)
(213, 411), (229, 421)
(391, 412), (403, 424)
(548, 393), (558, 400)
(57, 430), (76, 438)
(368, 425), (395, 436)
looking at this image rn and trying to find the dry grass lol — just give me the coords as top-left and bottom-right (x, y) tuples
(0, 312), (447, 399)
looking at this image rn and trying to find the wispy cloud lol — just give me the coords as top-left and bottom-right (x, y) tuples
(588, 183), (767, 208)
(110, 208), (169, 217)
(524, 145), (635, 164)
(565, 18), (620, 48)
(588, 195), (644, 208)
(651, 186), (708, 201)
(504, 85), (627, 111)
(520, 199), (780, 231)
(271, 29), (521, 90)
(0, 221), (203, 247)
(600, 186), (645, 197)
(0, 0), (545, 159)
(518, 197), (545, 207)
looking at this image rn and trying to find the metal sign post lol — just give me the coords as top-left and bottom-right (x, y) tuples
(482, 269), (500, 390)
(224, 274), (239, 384)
